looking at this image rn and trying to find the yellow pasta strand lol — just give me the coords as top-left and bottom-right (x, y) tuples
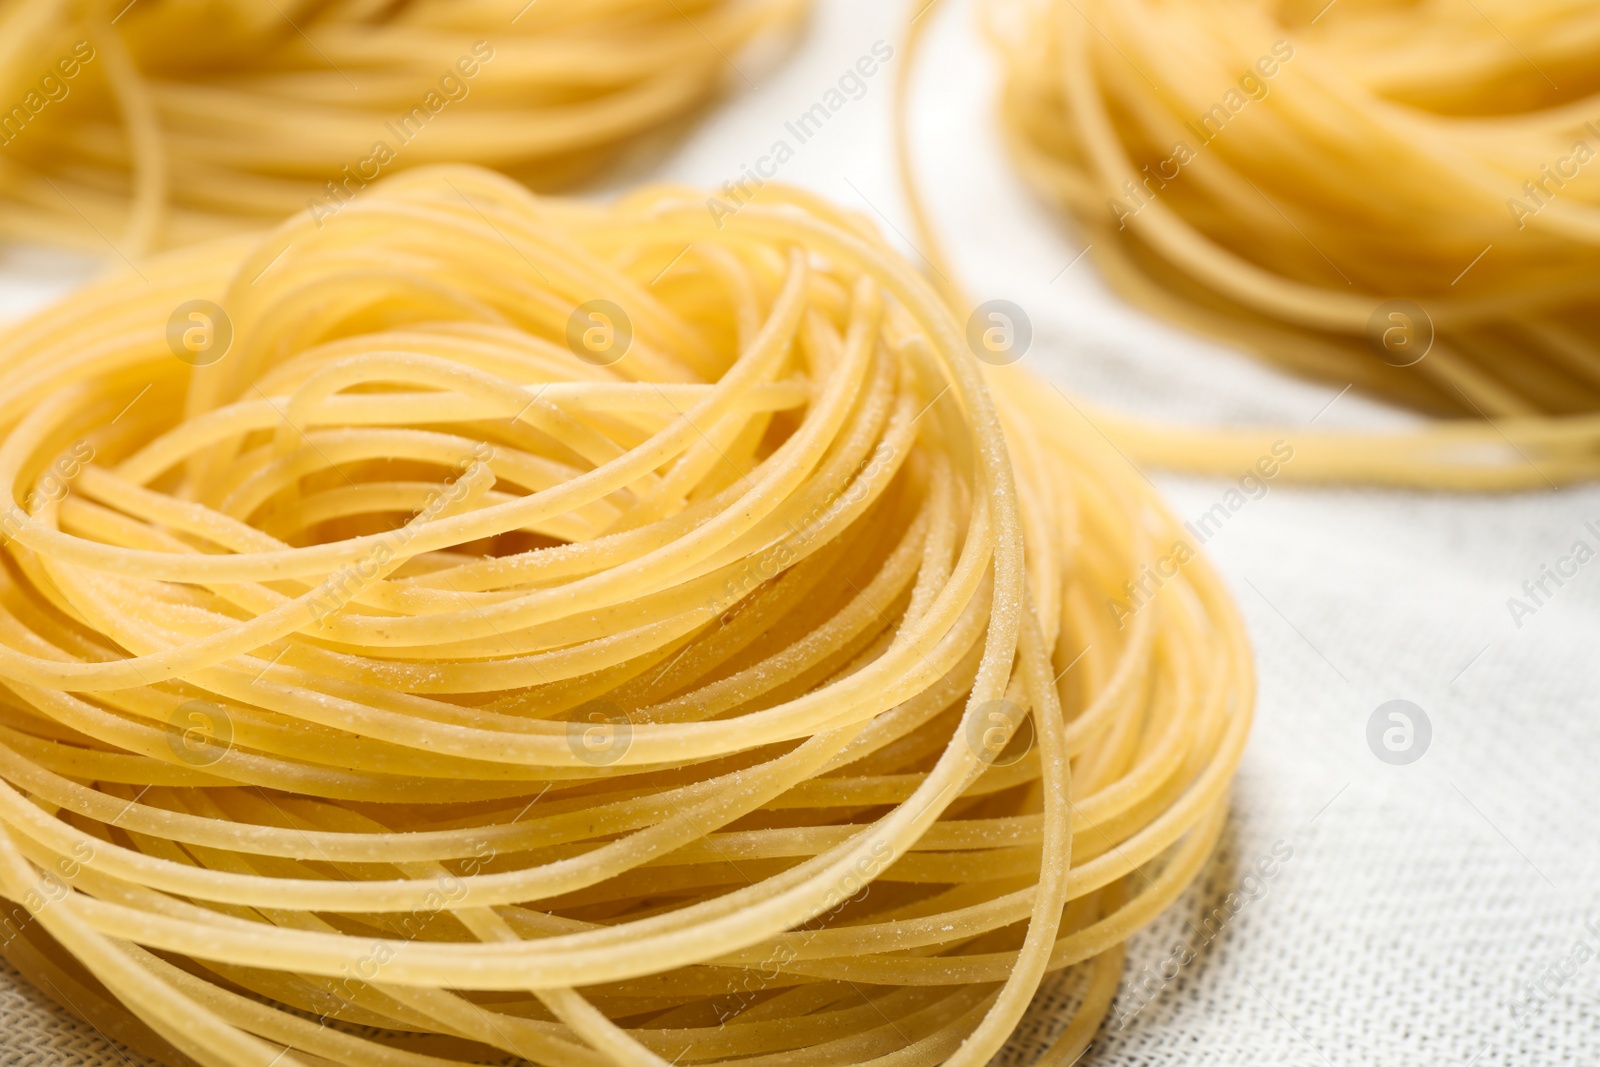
(0, 0), (806, 254)
(900, 0), (1600, 487)
(0, 165), (1250, 1067)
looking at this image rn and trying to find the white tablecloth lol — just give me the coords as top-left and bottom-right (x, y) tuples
(3, 2), (1597, 1063)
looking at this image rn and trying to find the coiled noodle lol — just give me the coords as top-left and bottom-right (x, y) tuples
(903, 0), (1600, 487)
(0, 165), (1250, 1067)
(0, 0), (806, 255)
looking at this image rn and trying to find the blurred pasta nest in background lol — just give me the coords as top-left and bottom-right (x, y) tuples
(992, 0), (1600, 424)
(0, 0), (806, 252)
(0, 166), (1249, 1066)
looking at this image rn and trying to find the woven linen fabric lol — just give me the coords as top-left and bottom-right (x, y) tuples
(1, 0), (1598, 1062)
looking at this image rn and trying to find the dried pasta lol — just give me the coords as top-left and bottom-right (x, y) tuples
(0, 0), (805, 254)
(902, 0), (1600, 487)
(0, 165), (1250, 1067)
